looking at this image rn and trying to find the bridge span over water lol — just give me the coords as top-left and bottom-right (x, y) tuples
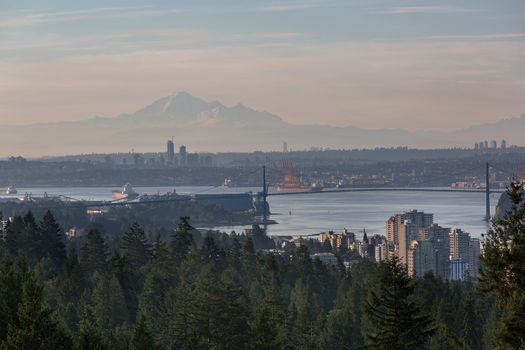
(267, 187), (503, 196)
(260, 162), (505, 222)
(42, 162), (507, 221)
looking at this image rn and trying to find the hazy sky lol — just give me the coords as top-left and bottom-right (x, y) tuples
(1, 0), (524, 131)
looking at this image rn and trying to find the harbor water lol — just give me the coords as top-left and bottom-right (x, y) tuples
(1, 186), (497, 238)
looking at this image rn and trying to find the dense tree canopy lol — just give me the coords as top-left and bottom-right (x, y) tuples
(480, 182), (525, 348)
(0, 203), (522, 349)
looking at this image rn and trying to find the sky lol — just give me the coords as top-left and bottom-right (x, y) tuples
(0, 0), (524, 132)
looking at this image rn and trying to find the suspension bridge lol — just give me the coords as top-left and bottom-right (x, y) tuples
(259, 162), (505, 223)
(36, 162), (512, 223)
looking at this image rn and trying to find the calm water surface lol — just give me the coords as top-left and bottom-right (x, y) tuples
(3, 186), (498, 238)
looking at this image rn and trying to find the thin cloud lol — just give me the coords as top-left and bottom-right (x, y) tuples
(372, 5), (478, 15)
(427, 33), (525, 41)
(0, 29), (302, 57)
(0, 6), (183, 28)
(254, 0), (349, 13)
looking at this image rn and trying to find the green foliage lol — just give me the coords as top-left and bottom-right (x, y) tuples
(39, 210), (67, 269)
(480, 182), (525, 349)
(171, 216), (195, 264)
(78, 319), (111, 350)
(121, 223), (152, 269)
(480, 182), (525, 297)
(90, 273), (129, 329)
(131, 314), (157, 350)
(365, 257), (434, 350)
(80, 228), (108, 275)
(0, 256), (74, 349)
(0, 211), (521, 349)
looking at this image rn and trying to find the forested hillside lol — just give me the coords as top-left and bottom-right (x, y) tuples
(0, 183), (524, 349)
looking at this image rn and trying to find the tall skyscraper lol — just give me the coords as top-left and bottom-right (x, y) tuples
(386, 215), (416, 265)
(490, 140), (497, 149)
(450, 228), (470, 261)
(167, 139), (175, 163)
(424, 224), (451, 279)
(179, 145), (187, 166)
(468, 238), (481, 279)
(283, 141), (288, 153)
(501, 139), (507, 149)
(403, 210), (433, 230)
(407, 240), (436, 278)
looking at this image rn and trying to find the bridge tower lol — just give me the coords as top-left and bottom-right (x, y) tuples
(485, 162), (490, 221)
(262, 165), (268, 223)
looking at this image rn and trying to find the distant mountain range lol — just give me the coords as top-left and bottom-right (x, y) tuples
(0, 92), (523, 157)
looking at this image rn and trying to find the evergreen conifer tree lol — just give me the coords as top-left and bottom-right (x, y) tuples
(250, 255), (287, 349)
(2, 256), (73, 349)
(78, 319), (111, 350)
(171, 216), (194, 264)
(4, 215), (25, 256)
(321, 279), (357, 350)
(190, 265), (229, 349)
(131, 314), (157, 350)
(138, 237), (175, 335)
(90, 273), (129, 329)
(288, 277), (323, 349)
(365, 257), (434, 350)
(80, 228), (108, 276)
(479, 182), (525, 348)
(121, 222), (152, 269)
(38, 210), (67, 269)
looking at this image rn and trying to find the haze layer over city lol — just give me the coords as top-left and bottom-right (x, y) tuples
(1, 1), (525, 349)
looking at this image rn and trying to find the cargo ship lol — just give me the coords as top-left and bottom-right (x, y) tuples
(112, 183), (139, 201)
(276, 160), (323, 193)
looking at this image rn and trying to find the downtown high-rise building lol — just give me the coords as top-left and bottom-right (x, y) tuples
(468, 238), (481, 279)
(403, 209), (434, 231)
(386, 210), (433, 265)
(450, 228), (470, 261)
(407, 240), (436, 278)
(386, 215), (416, 265)
(423, 224), (451, 279)
(167, 139), (175, 163)
(179, 145), (187, 166)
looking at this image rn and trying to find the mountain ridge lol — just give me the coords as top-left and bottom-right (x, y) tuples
(0, 92), (523, 157)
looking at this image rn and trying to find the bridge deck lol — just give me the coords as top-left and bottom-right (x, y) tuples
(267, 187), (504, 196)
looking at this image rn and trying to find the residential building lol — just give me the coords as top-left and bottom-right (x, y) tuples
(311, 252), (338, 265)
(375, 243), (387, 262)
(386, 215), (416, 265)
(187, 153), (199, 166)
(319, 229), (355, 252)
(167, 139), (175, 163)
(403, 209), (433, 230)
(468, 238), (481, 279)
(424, 224), (451, 279)
(407, 240), (436, 277)
(450, 228), (470, 261)
(179, 145), (187, 166)
(450, 258), (468, 281)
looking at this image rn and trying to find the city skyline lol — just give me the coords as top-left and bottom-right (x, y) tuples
(1, 0), (525, 133)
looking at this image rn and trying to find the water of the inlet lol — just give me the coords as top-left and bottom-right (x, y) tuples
(3, 186), (496, 238)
